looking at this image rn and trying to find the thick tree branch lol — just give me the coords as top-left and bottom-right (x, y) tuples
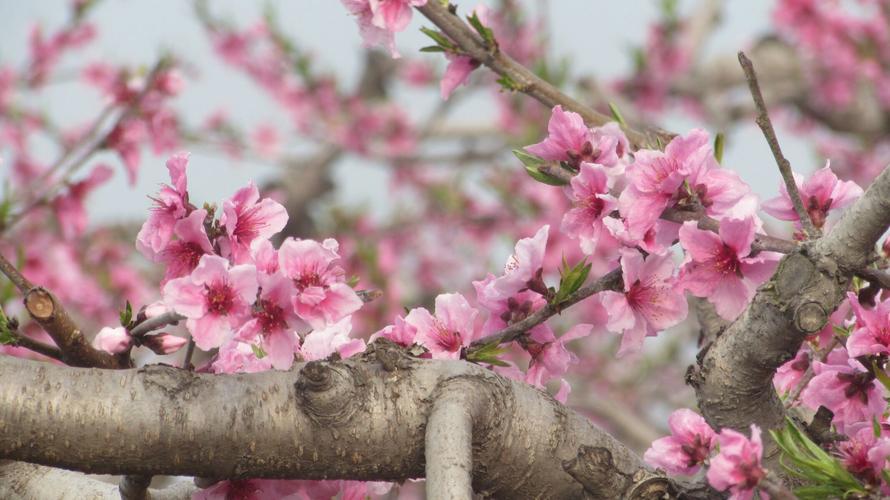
(0, 352), (678, 498)
(689, 165), (890, 465)
(0, 461), (194, 500)
(425, 378), (476, 500)
(415, 2), (674, 150)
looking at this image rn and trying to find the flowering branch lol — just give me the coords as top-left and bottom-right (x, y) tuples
(415, 1), (674, 150)
(738, 51), (817, 238)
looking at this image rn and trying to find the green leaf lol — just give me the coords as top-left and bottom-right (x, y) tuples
(496, 74), (519, 91)
(608, 102), (627, 128)
(250, 344), (267, 359)
(119, 301), (133, 327)
(466, 12), (495, 47)
(553, 259), (591, 305)
(467, 342), (509, 366)
(713, 133), (725, 164)
(419, 27), (454, 51)
(513, 149), (568, 186)
(513, 149), (544, 168)
(770, 418), (866, 498)
(419, 45), (446, 53)
(347, 275), (361, 288)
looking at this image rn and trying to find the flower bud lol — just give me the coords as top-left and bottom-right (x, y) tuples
(142, 333), (188, 355)
(92, 326), (132, 354)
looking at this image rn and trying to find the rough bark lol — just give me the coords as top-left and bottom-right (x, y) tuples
(0, 461), (194, 500)
(0, 350), (663, 498)
(689, 165), (890, 461)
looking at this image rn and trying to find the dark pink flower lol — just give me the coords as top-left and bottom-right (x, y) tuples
(162, 255), (258, 350)
(678, 218), (778, 320)
(562, 164), (618, 255)
(493, 225), (549, 297)
(644, 408), (716, 475)
(235, 272), (301, 370)
(219, 182), (288, 264)
(440, 53), (479, 99)
(837, 424), (890, 486)
(762, 162), (863, 230)
(105, 118), (146, 184)
(801, 347), (886, 434)
(774, 346), (811, 395)
(141, 333), (188, 355)
(156, 209), (213, 283)
(707, 426), (766, 500)
(406, 293), (478, 359)
(600, 249), (687, 357)
(524, 323), (593, 402)
(278, 238), (362, 328)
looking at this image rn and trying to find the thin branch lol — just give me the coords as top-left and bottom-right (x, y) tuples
(470, 268), (623, 348)
(8, 331), (63, 362)
(415, 1), (674, 150)
(738, 51), (818, 238)
(129, 311), (185, 338)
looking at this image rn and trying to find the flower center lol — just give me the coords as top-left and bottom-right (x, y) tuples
(254, 299), (288, 333)
(293, 271), (325, 291)
(435, 322), (463, 352)
(565, 140), (601, 169)
(680, 434), (711, 467)
(713, 244), (742, 276)
(205, 283), (235, 315)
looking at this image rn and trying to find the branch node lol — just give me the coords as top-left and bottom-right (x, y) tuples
(793, 301), (827, 333)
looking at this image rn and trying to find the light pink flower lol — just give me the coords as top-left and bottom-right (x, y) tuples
(678, 218), (778, 320)
(193, 479), (292, 500)
(53, 164), (113, 240)
(370, 315), (417, 347)
(599, 249), (687, 357)
(106, 118), (146, 184)
(644, 408), (716, 475)
(341, 0), (399, 57)
(801, 347), (886, 434)
(707, 425), (766, 500)
(235, 273), (301, 370)
(369, 0), (427, 32)
(278, 238), (363, 328)
(440, 53), (479, 99)
(162, 255), (258, 350)
(762, 162), (863, 229)
(156, 208), (213, 283)
(406, 293), (478, 359)
(494, 225), (549, 297)
(136, 152), (191, 258)
(92, 326), (131, 354)
(141, 333), (188, 355)
(562, 164), (618, 255)
(211, 341), (273, 374)
(301, 317), (366, 361)
(846, 291), (890, 357)
(219, 182), (288, 264)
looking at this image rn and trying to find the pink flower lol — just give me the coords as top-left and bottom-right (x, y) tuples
(235, 273), (301, 370)
(801, 347), (886, 434)
(774, 347), (810, 395)
(678, 218), (778, 321)
(106, 118), (146, 184)
(211, 341), (273, 374)
(707, 425), (766, 500)
(837, 424), (890, 486)
(53, 164), (113, 240)
(156, 209), (213, 283)
(369, 0), (427, 32)
(162, 255), (258, 350)
(494, 225), (549, 297)
(136, 152), (191, 259)
(562, 164), (618, 255)
(141, 333), (188, 355)
(219, 182), (288, 264)
(278, 238), (363, 328)
(847, 291), (890, 357)
(440, 53), (479, 99)
(92, 326), (131, 354)
(341, 0), (399, 57)
(524, 323), (593, 401)
(370, 315), (417, 347)
(300, 317), (366, 361)
(193, 479), (292, 500)
(762, 162), (863, 230)
(526, 106), (598, 166)
(644, 409), (716, 475)
(600, 249), (687, 357)
(406, 293), (478, 359)
(252, 123), (280, 159)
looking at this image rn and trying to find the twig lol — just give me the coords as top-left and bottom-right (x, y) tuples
(738, 51), (818, 238)
(129, 311), (185, 338)
(0, 252), (126, 368)
(8, 331), (64, 362)
(470, 268), (623, 348)
(415, 2), (674, 150)
(181, 338), (196, 370)
(758, 472), (798, 500)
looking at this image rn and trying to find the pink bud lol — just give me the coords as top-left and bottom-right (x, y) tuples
(92, 326), (132, 354)
(142, 333), (188, 355)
